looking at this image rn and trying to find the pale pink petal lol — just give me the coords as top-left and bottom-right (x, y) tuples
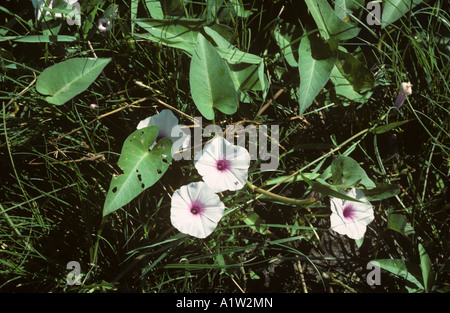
(170, 182), (225, 238)
(329, 188), (374, 241)
(137, 110), (190, 156)
(194, 137), (250, 193)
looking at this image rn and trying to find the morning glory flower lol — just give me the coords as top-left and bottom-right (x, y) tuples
(137, 109), (190, 157)
(329, 188), (374, 240)
(393, 82), (412, 109)
(194, 136), (250, 193)
(170, 182), (225, 238)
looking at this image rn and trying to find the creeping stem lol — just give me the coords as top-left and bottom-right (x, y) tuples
(246, 127), (372, 205)
(246, 181), (315, 206)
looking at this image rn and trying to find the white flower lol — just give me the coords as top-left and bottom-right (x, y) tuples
(170, 182), (225, 238)
(137, 109), (190, 157)
(329, 188), (374, 240)
(194, 136), (250, 193)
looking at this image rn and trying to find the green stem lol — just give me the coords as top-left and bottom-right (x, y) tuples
(266, 127), (371, 193)
(246, 181), (316, 206)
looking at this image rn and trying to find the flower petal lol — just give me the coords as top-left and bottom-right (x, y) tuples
(194, 137), (250, 192)
(137, 110), (191, 156)
(329, 188), (374, 240)
(170, 182), (225, 238)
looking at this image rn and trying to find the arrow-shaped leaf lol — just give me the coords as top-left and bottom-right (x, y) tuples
(304, 0), (360, 41)
(298, 34), (336, 115)
(36, 58), (111, 105)
(103, 126), (172, 216)
(189, 33), (238, 120)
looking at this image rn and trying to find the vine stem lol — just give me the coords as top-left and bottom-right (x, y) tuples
(246, 181), (315, 206)
(265, 127), (371, 193)
(247, 127), (372, 203)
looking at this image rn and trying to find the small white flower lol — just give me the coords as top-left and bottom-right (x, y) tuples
(136, 109), (190, 157)
(194, 136), (250, 193)
(170, 182), (225, 238)
(329, 188), (374, 240)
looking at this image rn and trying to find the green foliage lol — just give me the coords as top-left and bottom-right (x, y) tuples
(36, 58), (111, 105)
(298, 34), (336, 115)
(103, 126), (172, 216)
(331, 155), (376, 189)
(304, 0), (360, 41)
(189, 33), (238, 120)
(381, 0), (424, 29)
(134, 19), (202, 54)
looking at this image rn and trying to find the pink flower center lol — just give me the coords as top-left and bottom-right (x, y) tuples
(342, 204), (355, 220)
(190, 202), (203, 215)
(216, 159), (230, 172)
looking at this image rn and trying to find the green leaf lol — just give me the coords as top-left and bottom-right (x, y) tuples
(331, 155), (376, 189)
(273, 21), (299, 67)
(418, 243), (435, 292)
(36, 58), (111, 105)
(301, 173), (365, 203)
(103, 126), (172, 216)
(189, 33), (238, 120)
(145, 0), (164, 19)
(298, 34), (336, 115)
(365, 183), (400, 201)
(304, 0), (360, 41)
(371, 119), (412, 134)
(334, 0), (365, 20)
(330, 65), (372, 103)
(387, 213), (415, 236)
(370, 259), (424, 290)
(265, 173), (320, 186)
(382, 0), (424, 29)
(244, 212), (266, 234)
(0, 35), (77, 43)
(228, 63), (262, 92)
(204, 26), (262, 64)
(335, 49), (375, 93)
(134, 18), (203, 54)
(131, 0), (138, 33)
(202, 27), (262, 93)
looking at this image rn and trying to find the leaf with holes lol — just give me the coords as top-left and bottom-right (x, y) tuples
(103, 126), (172, 216)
